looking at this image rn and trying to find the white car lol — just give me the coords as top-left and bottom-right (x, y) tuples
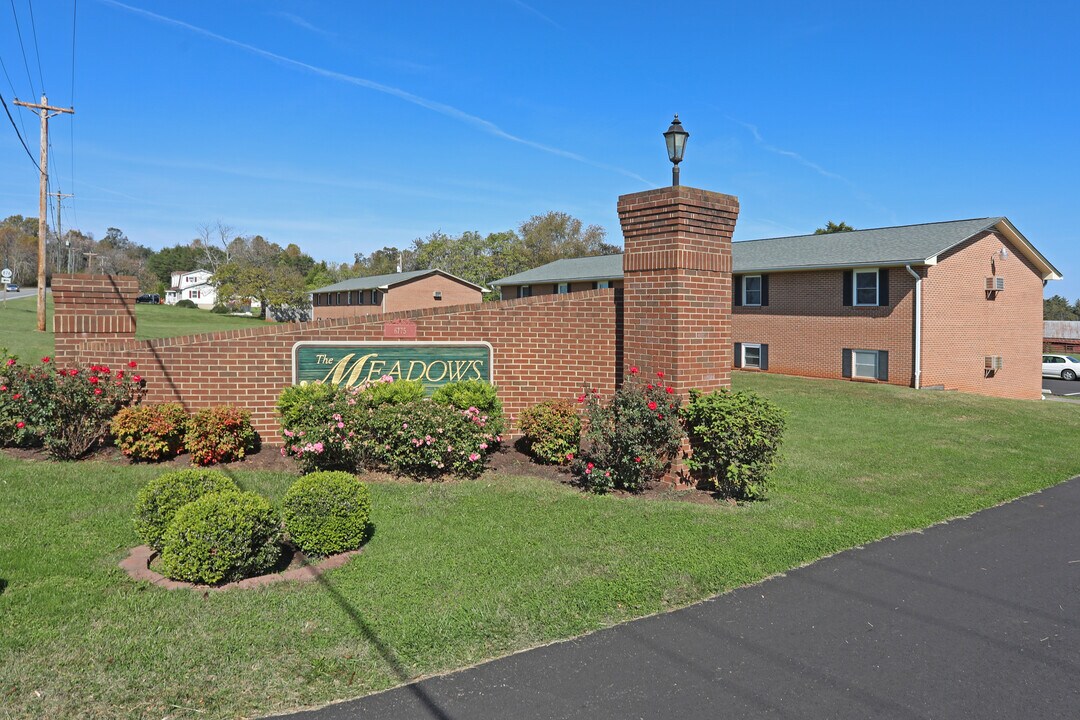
(1042, 354), (1080, 381)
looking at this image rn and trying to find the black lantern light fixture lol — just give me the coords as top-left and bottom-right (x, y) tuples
(663, 114), (689, 186)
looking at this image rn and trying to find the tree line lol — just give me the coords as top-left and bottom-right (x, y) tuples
(0, 210), (617, 314)
(1044, 295), (1080, 321)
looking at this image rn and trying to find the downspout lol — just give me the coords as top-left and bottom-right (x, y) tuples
(905, 265), (922, 390)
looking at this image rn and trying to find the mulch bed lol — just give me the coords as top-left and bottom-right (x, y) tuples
(3, 442), (724, 504)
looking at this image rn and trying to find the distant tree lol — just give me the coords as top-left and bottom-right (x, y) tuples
(814, 221), (856, 234)
(0, 215), (37, 285)
(1044, 295), (1079, 321)
(518, 211), (618, 265)
(213, 261), (309, 320)
(352, 246), (402, 277)
(194, 221), (235, 272)
(147, 244), (206, 289)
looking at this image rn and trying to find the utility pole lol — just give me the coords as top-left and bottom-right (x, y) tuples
(50, 191), (73, 273)
(14, 95), (75, 331)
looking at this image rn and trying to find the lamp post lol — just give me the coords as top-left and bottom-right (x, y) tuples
(663, 114), (689, 186)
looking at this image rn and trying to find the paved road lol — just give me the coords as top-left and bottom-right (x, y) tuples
(1044, 377), (1080, 398)
(271, 477), (1080, 720)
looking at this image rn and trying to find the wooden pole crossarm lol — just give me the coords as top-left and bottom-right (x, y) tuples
(12, 98), (75, 115)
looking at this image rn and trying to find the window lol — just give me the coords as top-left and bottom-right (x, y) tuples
(557, 282), (569, 294)
(518, 286), (532, 298)
(743, 275), (762, 306)
(853, 350), (879, 379)
(854, 270), (879, 306)
(742, 343), (762, 369)
(372, 290), (382, 305)
(594, 280), (610, 290)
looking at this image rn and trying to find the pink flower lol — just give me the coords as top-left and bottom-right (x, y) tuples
(0, 385), (6, 391)
(5, 359), (14, 366)
(16, 421), (25, 428)
(336, 422), (344, 429)
(565, 452), (574, 461)
(468, 452), (480, 462)
(402, 422), (408, 429)
(479, 442), (488, 450)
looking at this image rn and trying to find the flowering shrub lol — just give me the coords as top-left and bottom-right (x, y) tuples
(682, 388), (786, 499)
(111, 403), (189, 461)
(431, 380), (506, 438)
(282, 471), (372, 556)
(278, 382), (364, 473)
(184, 405), (257, 465)
(573, 368), (684, 493)
(133, 469), (238, 550)
(159, 490), (282, 585)
(34, 359), (145, 460)
(353, 377), (424, 409)
(0, 354), (51, 447)
(518, 398), (581, 465)
(369, 399), (500, 478)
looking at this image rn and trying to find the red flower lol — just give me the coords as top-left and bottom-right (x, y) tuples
(133, 375), (142, 382)
(88, 376), (99, 384)
(15, 421), (24, 429)
(656, 371), (665, 379)
(5, 359), (14, 366)
(666, 386), (674, 394)
(94, 388), (103, 395)
(577, 394), (587, 403)
(41, 356), (50, 363)
(647, 401), (658, 410)
(647, 384), (654, 390)
(11, 393), (20, 400)
(0, 385), (6, 391)
(128, 361), (137, 368)
(658, 414), (664, 419)
(629, 366), (639, 374)
(586, 462), (594, 469)
(634, 456), (642, 463)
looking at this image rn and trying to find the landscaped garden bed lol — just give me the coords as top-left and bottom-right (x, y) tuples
(2, 373), (1079, 719)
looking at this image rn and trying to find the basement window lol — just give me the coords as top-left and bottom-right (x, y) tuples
(742, 343), (762, 369)
(853, 350), (880, 379)
(594, 280), (611, 290)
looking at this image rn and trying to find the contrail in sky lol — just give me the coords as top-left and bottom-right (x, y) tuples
(100, 0), (651, 186)
(731, 118), (846, 181)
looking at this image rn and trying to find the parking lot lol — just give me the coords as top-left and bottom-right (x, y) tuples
(1044, 376), (1080, 398)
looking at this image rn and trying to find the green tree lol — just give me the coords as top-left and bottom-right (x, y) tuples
(213, 262), (308, 319)
(1044, 295), (1079, 321)
(352, 247), (402, 277)
(147, 244), (205, 289)
(518, 211), (618, 264)
(814, 221), (856, 234)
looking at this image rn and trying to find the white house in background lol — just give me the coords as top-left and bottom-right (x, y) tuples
(165, 269), (217, 308)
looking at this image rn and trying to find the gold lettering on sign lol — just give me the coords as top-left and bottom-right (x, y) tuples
(321, 353), (378, 386)
(405, 360), (425, 381)
(385, 360), (403, 379)
(312, 349), (487, 388)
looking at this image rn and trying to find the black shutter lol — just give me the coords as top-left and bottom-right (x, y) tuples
(842, 271), (853, 306)
(878, 268), (889, 306)
(734, 275), (743, 307)
(842, 348), (852, 378)
(877, 351), (889, 381)
(734, 343), (743, 368)
(760, 344), (769, 371)
(761, 275), (769, 307)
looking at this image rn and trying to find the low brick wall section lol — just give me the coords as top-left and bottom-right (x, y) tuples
(57, 286), (618, 440)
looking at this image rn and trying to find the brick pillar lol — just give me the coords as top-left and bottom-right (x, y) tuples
(53, 274), (138, 365)
(618, 186), (738, 394)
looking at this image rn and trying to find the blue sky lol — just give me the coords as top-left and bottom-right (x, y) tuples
(1, 1), (1077, 296)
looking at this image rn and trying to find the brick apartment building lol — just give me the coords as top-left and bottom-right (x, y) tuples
(491, 217), (1062, 400)
(310, 269), (486, 321)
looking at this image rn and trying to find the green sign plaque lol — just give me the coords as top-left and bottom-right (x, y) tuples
(292, 342), (492, 392)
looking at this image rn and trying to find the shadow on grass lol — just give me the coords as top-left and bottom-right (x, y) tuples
(0, 578), (6, 595)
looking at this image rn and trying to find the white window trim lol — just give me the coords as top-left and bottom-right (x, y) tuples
(853, 268), (879, 307)
(852, 349), (880, 379)
(743, 275), (762, 306)
(742, 342), (762, 369)
(596, 280), (611, 290)
(557, 282), (569, 294)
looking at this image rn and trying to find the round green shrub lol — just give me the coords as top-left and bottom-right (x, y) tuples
(175, 299), (197, 309)
(518, 398), (581, 464)
(159, 490), (282, 585)
(133, 469), (238, 550)
(431, 380), (505, 437)
(282, 471), (372, 556)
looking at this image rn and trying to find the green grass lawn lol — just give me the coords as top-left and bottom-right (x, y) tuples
(0, 295), (268, 361)
(1, 373), (1078, 719)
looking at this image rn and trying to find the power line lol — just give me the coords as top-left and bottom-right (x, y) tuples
(8, 0), (36, 98)
(25, 0), (46, 93)
(0, 89), (41, 172)
(0, 51), (33, 147)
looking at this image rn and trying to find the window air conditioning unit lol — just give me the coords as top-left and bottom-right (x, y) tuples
(985, 276), (1005, 292)
(433, 291), (442, 300)
(984, 355), (1003, 375)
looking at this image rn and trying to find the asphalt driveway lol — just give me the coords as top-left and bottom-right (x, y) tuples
(271, 477), (1080, 720)
(1044, 377), (1080, 398)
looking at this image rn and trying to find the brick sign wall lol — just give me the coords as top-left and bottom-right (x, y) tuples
(54, 285), (619, 438)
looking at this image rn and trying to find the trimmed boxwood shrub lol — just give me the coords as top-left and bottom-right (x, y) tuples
(282, 471), (372, 556)
(175, 299), (197, 309)
(518, 398), (581, 464)
(159, 490), (282, 585)
(185, 405), (257, 465)
(682, 388), (786, 499)
(133, 469), (237, 550)
(111, 403), (189, 461)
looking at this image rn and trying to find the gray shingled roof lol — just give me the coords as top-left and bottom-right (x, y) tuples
(490, 217), (1060, 286)
(311, 269), (483, 294)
